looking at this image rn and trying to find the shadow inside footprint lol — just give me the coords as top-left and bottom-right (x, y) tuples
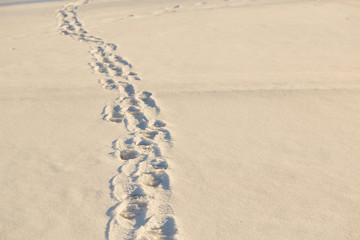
(114, 55), (132, 67)
(138, 91), (160, 112)
(141, 130), (158, 139)
(124, 84), (135, 96)
(161, 216), (177, 238)
(109, 105), (124, 123)
(120, 149), (138, 160)
(151, 159), (168, 170)
(127, 106), (149, 130)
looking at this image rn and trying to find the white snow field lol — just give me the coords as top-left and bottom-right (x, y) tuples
(1, 0), (360, 239)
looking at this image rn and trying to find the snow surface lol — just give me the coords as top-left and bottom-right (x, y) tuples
(1, 0), (360, 239)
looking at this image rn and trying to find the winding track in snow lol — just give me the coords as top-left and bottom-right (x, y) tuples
(56, 1), (178, 239)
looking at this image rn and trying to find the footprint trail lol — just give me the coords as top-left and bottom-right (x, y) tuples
(56, 0), (177, 239)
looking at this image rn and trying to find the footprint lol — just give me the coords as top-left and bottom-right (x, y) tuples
(138, 91), (160, 112)
(113, 55), (132, 68)
(141, 130), (159, 139)
(129, 186), (146, 198)
(137, 138), (153, 147)
(60, 30), (70, 35)
(126, 106), (149, 130)
(127, 106), (142, 116)
(99, 78), (118, 90)
(119, 149), (138, 160)
(126, 74), (141, 81)
(119, 197), (147, 220)
(140, 172), (163, 187)
(118, 160), (137, 176)
(104, 43), (117, 51)
(139, 216), (177, 238)
(107, 67), (122, 77)
(153, 120), (166, 128)
(121, 82), (135, 96)
(150, 158), (168, 170)
(159, 128), (172, 142)
(103, 104), (124, 123)
(122, 97), (139, 106)
(119, 203), (142, 219)
(111, 174), (144, 201)
(91, 62), (107, 73)
(102, 56), (111, 63)
(90, 46), (105, 56)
